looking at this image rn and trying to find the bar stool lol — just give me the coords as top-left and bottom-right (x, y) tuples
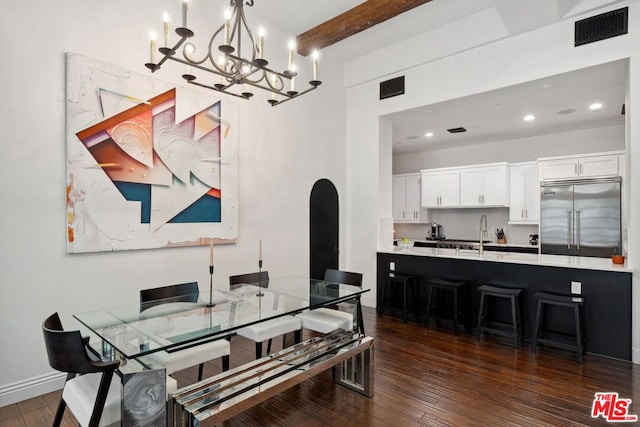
(476, 285), (523, 348)
(378, 272), (420, 323)
(424, 278), (467, 335)
(531, 292), (586, 364)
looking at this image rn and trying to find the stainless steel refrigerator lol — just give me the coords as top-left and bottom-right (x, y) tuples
(540, 177), (621, 257)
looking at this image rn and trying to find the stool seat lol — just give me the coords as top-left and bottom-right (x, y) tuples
(425, 278), (468, 335)
(532, 291), (586, 364)
(378, 272), (420, 323)
(476, 285), (523, 348)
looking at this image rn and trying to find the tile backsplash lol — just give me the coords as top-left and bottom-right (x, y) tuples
(393, 207), (538, 245)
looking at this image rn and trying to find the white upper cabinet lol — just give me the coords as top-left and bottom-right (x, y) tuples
(459, 163), (509, 207)
(539, 152), (621, 181)
(509, 162), (540, 224)
(421, 169), (459, 208)
(393, 174), (425, 222)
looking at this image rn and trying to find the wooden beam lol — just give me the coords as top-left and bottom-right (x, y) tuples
(296, 0), (433, 56)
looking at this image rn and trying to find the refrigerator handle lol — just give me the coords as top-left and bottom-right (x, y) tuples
(576, 210), (581, 250)
(567, 210), (572, 250)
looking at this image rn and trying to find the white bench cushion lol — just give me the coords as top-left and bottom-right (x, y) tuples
(296, 308), (353, 334)
(237, 316), (301, 343)
(147, 339), (230, 375)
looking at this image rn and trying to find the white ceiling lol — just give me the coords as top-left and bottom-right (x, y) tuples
(247, 0), (630, 153)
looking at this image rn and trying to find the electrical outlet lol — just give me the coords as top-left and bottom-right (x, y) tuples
(571, 281), (581, 294)
(390, 262), (395, 271)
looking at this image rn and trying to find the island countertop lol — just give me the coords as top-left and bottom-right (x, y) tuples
(378, 246), (630, 273)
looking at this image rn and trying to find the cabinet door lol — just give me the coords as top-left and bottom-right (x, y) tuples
(539, 158), (579, 180)
(405, 174), (422, 220)
(439, 170), (460, 207)
(481, 165), (508, 206)
(392, 176), (407, 221)
(523, 164), (540, 222)
(579, 155), (619, 177)
(459, 168), (482, 207)
(509, 166), (525, 221)
(421, 172), (440, 208)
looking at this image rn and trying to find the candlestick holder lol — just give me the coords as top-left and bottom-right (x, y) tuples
(207, 265), (215, 307)
(256, 259), (264, 297)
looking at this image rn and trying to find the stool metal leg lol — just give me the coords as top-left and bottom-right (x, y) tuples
(575, 305), (583, 364)
(425, 286), (434, 328)
(532, 299), (544, 354)
(476, 292), (486, 341)
(378, 279), (388, 317)
(509, 295), (516, 348)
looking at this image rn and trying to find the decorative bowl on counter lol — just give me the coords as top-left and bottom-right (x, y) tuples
(397, 240), (414, 249)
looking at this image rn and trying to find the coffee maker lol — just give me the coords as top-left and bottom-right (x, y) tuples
(429, 223), (444, 240)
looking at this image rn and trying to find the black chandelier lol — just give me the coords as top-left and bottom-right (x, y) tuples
(145, 0), (321, 106)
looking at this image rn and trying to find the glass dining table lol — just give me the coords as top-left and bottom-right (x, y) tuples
(73, 276), (369, 426)
(74, 276), (368, 364)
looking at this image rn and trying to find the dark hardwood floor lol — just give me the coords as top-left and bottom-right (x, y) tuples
(3, 307), (639, 426)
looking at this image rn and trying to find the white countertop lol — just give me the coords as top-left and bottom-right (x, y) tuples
(379, 246), (631, 273)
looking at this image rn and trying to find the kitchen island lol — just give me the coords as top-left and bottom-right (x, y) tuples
(377, 246), (632, 361)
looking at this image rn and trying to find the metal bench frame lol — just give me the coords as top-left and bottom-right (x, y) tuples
(170, 330), (374, 426)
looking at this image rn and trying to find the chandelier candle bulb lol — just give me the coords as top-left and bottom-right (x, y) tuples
(163, 12), (170, 47)
(258, 27), (265, 59)
(181, 0), (188, 28)
(149, 31), (157, 63)
(224, 8), (232, 45)
(312, 50), (319, 81)
(288, 39), (295, 70)
(259, 240), (262, 262)
(209, 241), (214, 267)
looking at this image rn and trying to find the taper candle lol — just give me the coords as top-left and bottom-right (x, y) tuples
(312, 49), (319, 80)
(224, 8), (232, 45)
(182, 0), (188, 28)
(288, 39), (295, 70)
(290, 64), (296, 91)
(163, 12), (170, 47)
(258, 27), (265, 59)
(259, 240), (263, 261)
(149, 31), (157, 63)
(209, 241), (214, 266)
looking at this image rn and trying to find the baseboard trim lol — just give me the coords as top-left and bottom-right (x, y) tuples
(361, 294), (376, 308)
(632, 347), (640, 364)
(0, 371), (66, 408)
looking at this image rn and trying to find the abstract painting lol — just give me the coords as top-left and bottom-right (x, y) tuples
(66, 53), (238, 253)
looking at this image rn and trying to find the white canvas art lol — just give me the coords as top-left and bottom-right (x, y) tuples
(66, 53), (238, 253)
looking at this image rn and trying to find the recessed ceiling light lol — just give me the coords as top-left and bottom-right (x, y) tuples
(590, 102), (603, 111)
(523, 114), (536, 121)
(423, 109), (435, 114)
(541, 82), (556, 89)
(557, 108), (576, 115)
(407, 135), (420, 140)
(425, 132), (434, 138)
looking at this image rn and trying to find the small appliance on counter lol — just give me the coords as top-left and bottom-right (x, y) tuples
(429, 223), (444, 240)
(529, 234), (539, 246)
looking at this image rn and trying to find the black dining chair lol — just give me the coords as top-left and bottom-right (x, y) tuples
(140, 282), (230, 381)
(296, 269), (365, 335)
(42, 312), (121, 427)
(229, 271), (302, 358)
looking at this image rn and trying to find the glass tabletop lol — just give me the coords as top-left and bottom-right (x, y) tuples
(73, 276), (367, 361)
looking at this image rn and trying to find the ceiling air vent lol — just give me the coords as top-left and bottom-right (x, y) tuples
(447, 127), (467, 134)
(575, 7), (628, 47)
(380, 76), (405, 100)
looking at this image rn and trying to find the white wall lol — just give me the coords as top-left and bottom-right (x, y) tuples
(0, 1), (346, 405)
(344, 2), (640, 363)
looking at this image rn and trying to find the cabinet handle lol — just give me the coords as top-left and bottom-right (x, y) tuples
(482, 194), (485, 204)
(403, 211), (406, 219)
(580, 163), (583, 175)
(478, 195), (481, 204)
(525, 209), (528, 219)
(575, 164), (578, 176)
(521, 209), (524, 219)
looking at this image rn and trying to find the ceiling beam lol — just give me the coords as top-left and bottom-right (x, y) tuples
(296, 0), (433, 56)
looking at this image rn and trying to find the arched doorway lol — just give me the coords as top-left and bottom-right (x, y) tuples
(309, 179), (339, 279)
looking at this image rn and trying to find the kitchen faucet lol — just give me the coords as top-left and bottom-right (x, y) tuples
(479, 214), (488, 255)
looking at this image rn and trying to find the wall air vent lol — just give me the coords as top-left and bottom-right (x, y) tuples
(575, 7), (628, 47)
(380, 76), (405, 100)
(447, 127), (467, 134)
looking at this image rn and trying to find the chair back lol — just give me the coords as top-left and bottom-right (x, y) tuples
(324, 269), (363, 288)
(42, 312), (117, 375)
(229, 271), (270, 288)
(140, 282), (199, 311)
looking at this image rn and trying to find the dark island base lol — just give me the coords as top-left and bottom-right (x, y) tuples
(377, 252), (632, 361)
